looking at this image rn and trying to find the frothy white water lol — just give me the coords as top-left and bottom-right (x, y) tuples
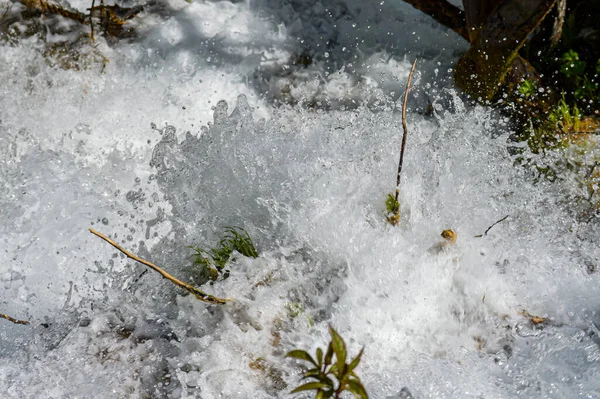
(1, 0), (600, 398)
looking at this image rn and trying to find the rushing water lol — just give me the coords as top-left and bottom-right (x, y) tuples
(1, 0), (600, 398)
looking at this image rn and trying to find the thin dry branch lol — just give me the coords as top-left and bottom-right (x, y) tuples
(89, 0), (95, 42)
(395, 59), (418, 205)
(475, 215), (509, 237)
(0, 313), (29, 325)
(89, 228), (231, 305)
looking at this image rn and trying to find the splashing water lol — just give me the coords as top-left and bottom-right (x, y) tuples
(1, 1), (600, 398)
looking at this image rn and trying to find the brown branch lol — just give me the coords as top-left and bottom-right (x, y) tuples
(0, 313), (29, 325)
(395, 59), (418, 204)
(89, 228), (231, 305)
(402, 0), (468, 41)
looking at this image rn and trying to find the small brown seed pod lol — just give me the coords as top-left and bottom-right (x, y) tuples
(441, 229), (457, 244)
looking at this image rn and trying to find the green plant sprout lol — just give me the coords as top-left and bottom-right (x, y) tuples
(560, 49), (586, 78)
(558, 50), (599, 102)
(385, 193), (400, 225)
(286, 326), (368, 399)
(518, 78), (537, 97)
(549, 93), (581, 132)
(287, 302), (304, 318)
(191, 227), (258, 280)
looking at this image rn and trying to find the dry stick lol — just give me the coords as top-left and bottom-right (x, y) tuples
(0, 313), (29, 325)
(89, 228), (231, 305)
(394, 59), (418, 206)
(89, 0), (95, 42)
(474, 215), (509, 238)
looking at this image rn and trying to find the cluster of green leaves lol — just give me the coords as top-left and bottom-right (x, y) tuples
(558, 50), (600, 103)
(518, 78), (537, 98)
(548, 93), (581, 133)
(385, 193), (400, 215)
(286, 327), (368, 399)
(191, 227), (258, 280)
(385, 193), (400, 225)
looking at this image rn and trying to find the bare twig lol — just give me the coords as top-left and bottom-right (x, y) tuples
(475, 215), (509, 237)
(89, 0), (95, 42)
(89, 228), (231, 305)
(0, 313), (29, 325)
(387, 60), (417, 225)
(395, 59), (418, 204)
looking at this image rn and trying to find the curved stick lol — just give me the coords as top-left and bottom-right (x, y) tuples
(89, 228), (231, 305)
(0, 313), (29, 325)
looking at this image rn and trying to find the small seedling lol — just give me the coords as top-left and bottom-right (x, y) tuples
(385, 193), (400, 225)
(191, 227), (258, 280)
(560, 50), (586, 78)
(286, 326), (368, 399)
(549, 93), (581, 132)
(518, 79), (537, 97)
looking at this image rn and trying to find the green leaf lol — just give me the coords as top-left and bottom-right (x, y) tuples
(302, 368), (320, 379)
(329, 326), (347, 372)
(286, 350), (317, 366)
(348, 347), (364, 373)
(315, 390), (335, 399)
(347, 379), (369, 399)
(313, 375), (335, 388)
(316, 347), (324, 367)
(322, 390), (335, 399)
(327, 363), (338, 377)
(324, 342), (333, 367)
(290, 381), (331, 393)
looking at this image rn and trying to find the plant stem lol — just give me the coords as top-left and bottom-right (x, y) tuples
(89, 0), (95, 42)
(395, 59), (418, 205)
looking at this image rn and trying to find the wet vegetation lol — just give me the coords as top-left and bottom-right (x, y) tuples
(190, 227), (258, 282)
(287, 327), (368, 399)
